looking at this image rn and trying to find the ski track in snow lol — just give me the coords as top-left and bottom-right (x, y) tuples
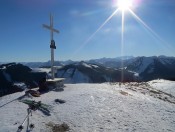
(0, 80), (175, 132)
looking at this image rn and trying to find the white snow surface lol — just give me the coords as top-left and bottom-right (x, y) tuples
(63, 69), (91, 84)
(57, 68), (92, 84)
(82, 63), (92, 68)
(149, 79), (175, 96)
(32, 68), (51, 73)
(13, 82), (27, 90)
(0, 80), (175, 132)
(131, 57), (154, 74)
(138, 58), (154, 73)
(91, 65), (99, 68)
(71, 69), (92, 83)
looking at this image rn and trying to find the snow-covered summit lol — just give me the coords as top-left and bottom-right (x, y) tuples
(0, 80), (175, 132)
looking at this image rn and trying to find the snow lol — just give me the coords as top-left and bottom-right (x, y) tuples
(91, 65), (99, 68)
(159, 57), (174, 65)
(0, 66), (6, 69)
(129, 57), (154, 74)
(63, 69), (91, 83)
(32, 68), (51, 73)
(13, 82), (27, 90)
(57, 67), (92, 83)
(82, 63), (92, 68)
(149, 79), (175, 96)
(71, 69), (92, 83)
(128, 70), (139, 77)
(61, 68), (74, 78)
(138, 58), (154, 73)
(0, 80), (175, 132)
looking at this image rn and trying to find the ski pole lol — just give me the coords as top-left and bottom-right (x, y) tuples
(18, 108), (32, 131)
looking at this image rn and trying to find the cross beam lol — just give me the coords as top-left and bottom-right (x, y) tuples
(43, 14), (59, 79)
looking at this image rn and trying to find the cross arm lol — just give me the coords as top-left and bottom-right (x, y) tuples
(43, 24), (59, 33)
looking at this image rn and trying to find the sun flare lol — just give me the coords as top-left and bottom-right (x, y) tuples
(117, 0), (133, 11)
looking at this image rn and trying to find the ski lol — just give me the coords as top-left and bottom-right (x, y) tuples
(19, 99), (51, 111)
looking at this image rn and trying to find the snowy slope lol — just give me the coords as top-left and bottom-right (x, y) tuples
(126, 56), (175, 74)
(57, 62), (136, 83)
(126, 56), (154, 74)
(126, 56), (175, 81)
(159, 56), (175, 65)
(0, 80), (175, 132)
(149, 79), (175, 96)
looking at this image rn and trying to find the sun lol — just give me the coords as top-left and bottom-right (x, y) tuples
(117, 0), (133, 11)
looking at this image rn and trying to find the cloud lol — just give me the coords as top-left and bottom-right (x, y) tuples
(69, 9), (80, 16)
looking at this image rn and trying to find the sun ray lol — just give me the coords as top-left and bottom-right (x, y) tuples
(121, 10), (125, 82)
(72, 9), (120, 57)
(128, 9), (174, 53)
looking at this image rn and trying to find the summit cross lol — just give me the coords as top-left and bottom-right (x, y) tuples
(43, 14), (59, 79)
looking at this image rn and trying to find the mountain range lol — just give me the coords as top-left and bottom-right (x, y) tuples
(0, 56), (175, 97)
(126, 56), (175, 81)
(55, 56), (175, 82)
(56, 61), (136, 83)
(14, 56), (133, 68)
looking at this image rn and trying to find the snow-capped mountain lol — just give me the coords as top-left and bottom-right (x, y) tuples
(18, 57), (133, 68)
(126, 56), (155, 74)
(0, 63), (46, 97)
(126, 56), (175, 81)
(1, 56), (175, 96)
(56, 56), (175, 83)
(56, 61), (136, 83)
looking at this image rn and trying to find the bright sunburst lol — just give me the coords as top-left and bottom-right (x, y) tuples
(117, 0), (133, 11)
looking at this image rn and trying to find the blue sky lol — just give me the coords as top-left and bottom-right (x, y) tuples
(0, 0), (175, 62)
